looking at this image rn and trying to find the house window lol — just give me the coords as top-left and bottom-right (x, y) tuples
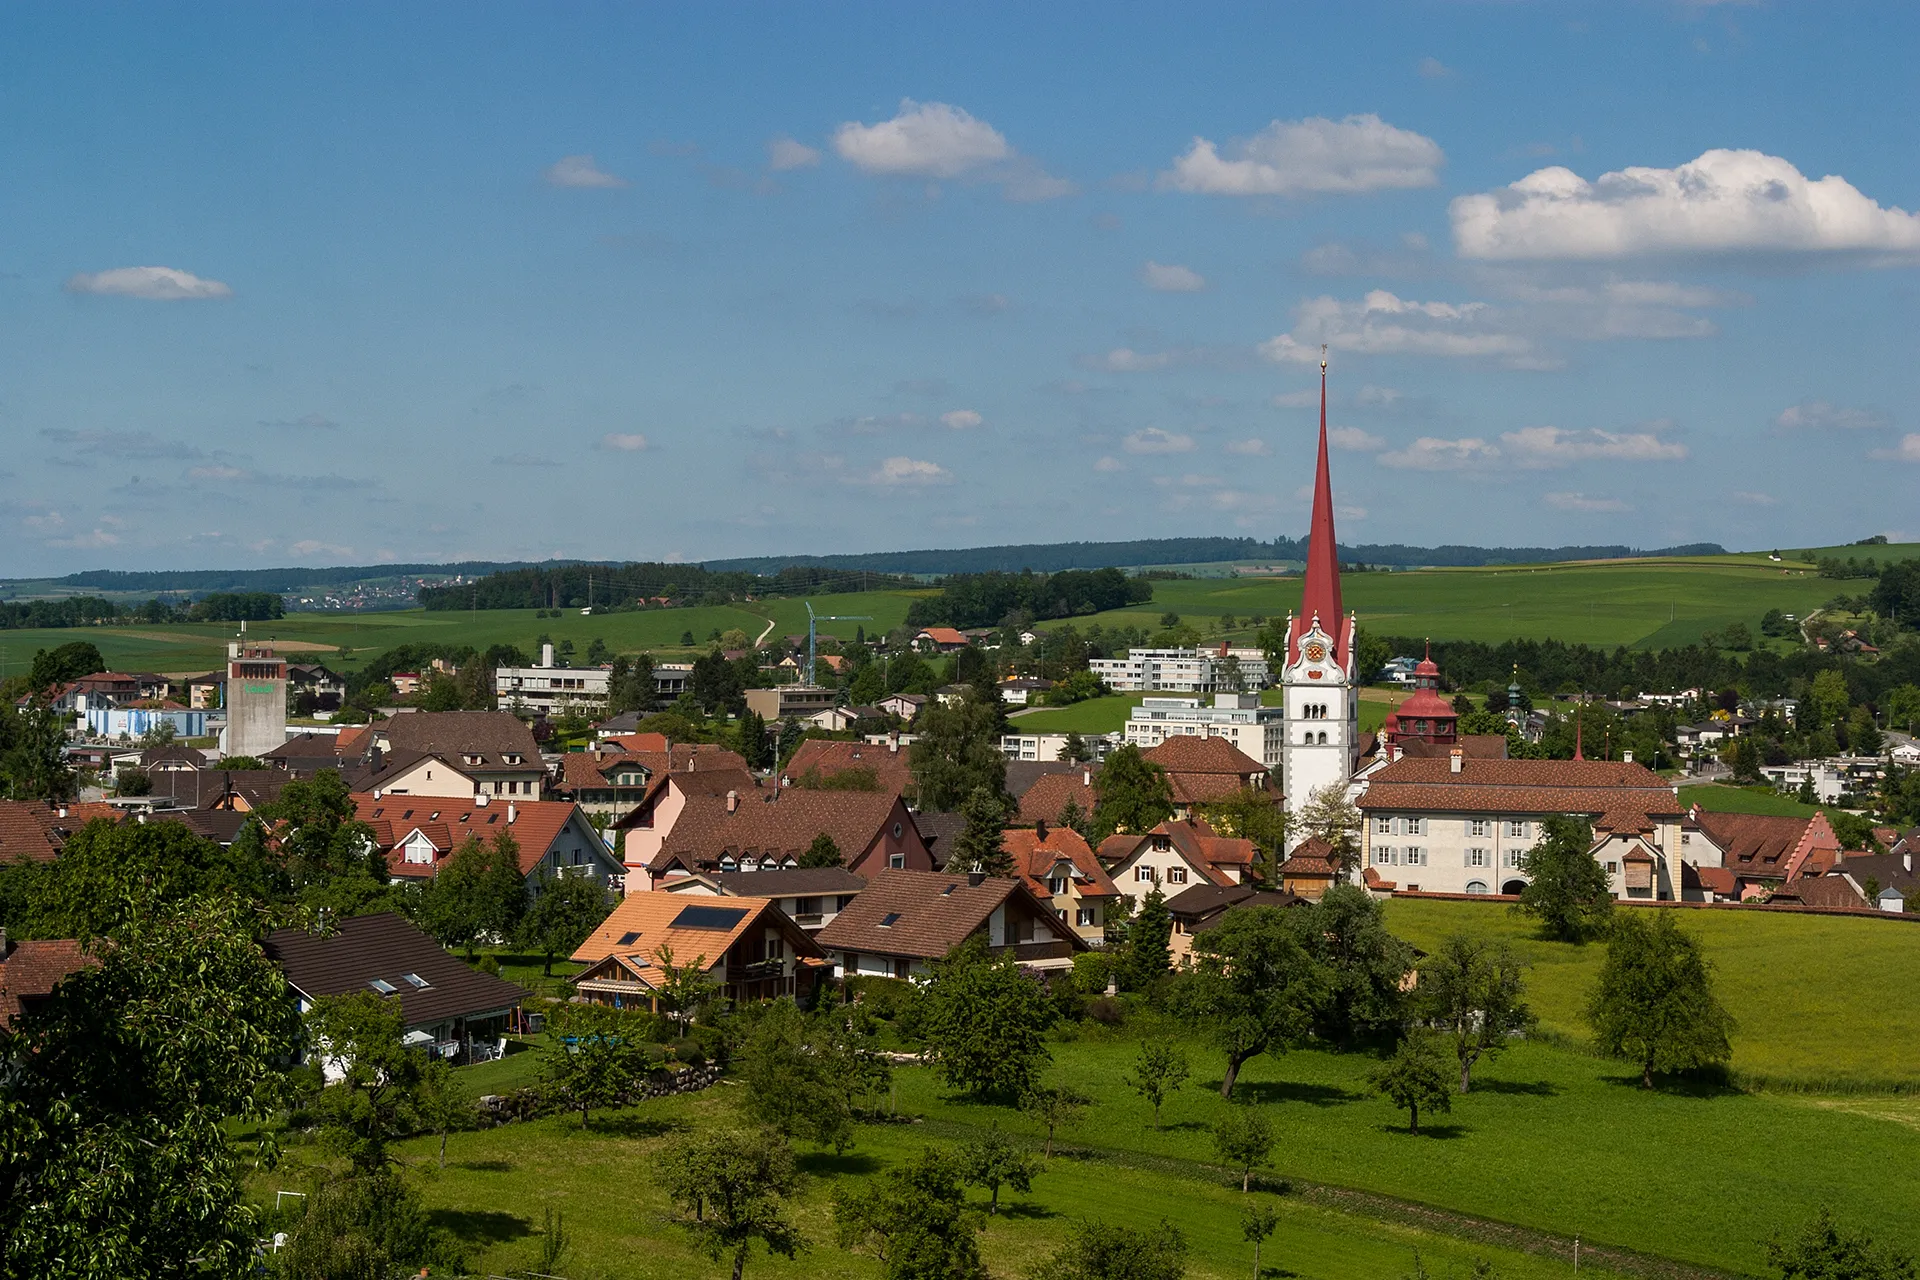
(1406, 818), (1427, 836)
(1135, 866), (1157, 883)
(1166, 866), (1188, 884)
(1374, 848), (1396, 866)
(1506, 820), (1529, 838)
(1469, 819), (1489, 838)
(1404, 847), (1427, 867)
(1605, 862), (1620, 875)
(1465, 880), (1490, 895)
(888, 853), (905, 869)
(1466, 848), (1489, 868)
(1503, 849), (1524, 868)
(1375, 817), (1393, 835)
(1048, 876), (1068, 895)
(1076, 907), (1097, 927)
(893, 958), (911, 979)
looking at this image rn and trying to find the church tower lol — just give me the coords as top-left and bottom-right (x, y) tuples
(1280, 353), (1359, 839)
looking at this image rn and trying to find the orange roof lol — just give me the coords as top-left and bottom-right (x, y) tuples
(1017, 771), (1098, 825)
(573, 892), (794, 969)
(602, 732), (669, 753)
(1142, 736), (1267, 777)
(783, 738), (913, 793)
(917, 627), (967, 646)
(1003, 825), (1120, 900)
(352, 793), (587, 878)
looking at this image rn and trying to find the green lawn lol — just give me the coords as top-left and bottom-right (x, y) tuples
(1677, 784), (1820, 818)
(268, 1085), (1635, 1280)
(1382, 898), (1920, 1088)
(1009, 693), (1148, 734)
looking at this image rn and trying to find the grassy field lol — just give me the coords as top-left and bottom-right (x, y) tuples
(1011, 687), (1410, 736)
(269, 1084), (1640, 1280)
(1382, 898), (1920, 1088)
(1677, 784), (1821, 818)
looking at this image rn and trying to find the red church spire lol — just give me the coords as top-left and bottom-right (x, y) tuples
(1293, 348), (1345, 662)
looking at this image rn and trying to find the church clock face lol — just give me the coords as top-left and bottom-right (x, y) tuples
(1303, 641), (1326, 663)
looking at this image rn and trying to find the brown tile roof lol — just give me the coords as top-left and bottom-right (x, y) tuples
(1097, 818), (1253, 887)
(1281, 836), (1341, 879)
(1681, 862), (1739, 897)
(1398, 734), (1510, 760)
(1164, 882), (1302, 927)
(1359, 757), (1681, 819)
(263, 913), (523, 1029)
(649, 785), (916, 873)
(1016, 770), (1098, 825)
(0, 938), (98, 1025)
(573, 892), (821, 967)
(708, 867), (869, 897)
(374, 711), (541, 774)
(0, 802), (75, 864)
(1692, 810), (1819, 877)
(814, 868), (1082, 960)
(1006, 761), (1096, 799)
(1003, 825), (1119, 901)
(783, 739), (914, 793)
(1142, 736), (1267, 777)
(352, 793), (589, 878)
(917, 627), (968, 646)
(1774, 876), (1868, 910)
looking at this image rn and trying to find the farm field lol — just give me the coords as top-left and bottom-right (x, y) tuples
(1381, 898), (1920, 1088)
(279, 1084), (1635, 1280)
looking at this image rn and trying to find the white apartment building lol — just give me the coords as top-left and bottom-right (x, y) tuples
(496, 643), (611, 715)
(1000, 731), (1121, 763)
(1123, 693), (1285, 768)
(1089, 646), (1272, 694)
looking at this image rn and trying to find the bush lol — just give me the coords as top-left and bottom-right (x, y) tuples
(667, 1037), (707, 1068)
(1087, 996), (1126, 1026)
(476, 955), (501, 975)
(846, 975), (920, 1021)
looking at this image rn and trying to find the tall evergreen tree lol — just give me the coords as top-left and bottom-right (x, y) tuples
(952, 786), (1014, 877)
(1124, 887), (1172, 989)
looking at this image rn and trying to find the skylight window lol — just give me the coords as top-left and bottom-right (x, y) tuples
(879, 912), (902, 928)
(671, 905), (749, 930)
(401, 973), (430, 989)
(368, 978), (398, 995)
(941, 883), (957, 896)
(616, 930), (641, 946)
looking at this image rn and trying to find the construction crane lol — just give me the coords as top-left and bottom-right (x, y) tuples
(805, 601), (871, 689)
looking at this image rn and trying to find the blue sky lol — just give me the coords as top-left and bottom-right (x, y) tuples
(4, 1), (1919, 575)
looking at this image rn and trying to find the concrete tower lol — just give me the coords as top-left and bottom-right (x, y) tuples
(224, 639), (287, 759)
(1280, 353), (1359, 838)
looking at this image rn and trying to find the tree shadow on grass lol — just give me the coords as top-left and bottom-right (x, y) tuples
(1377, 1123), (1471, 1140)
(1231, 1080), (1359, 1108)
(453, 1159), (515, 1173)
(1470, 1078), (1559, 1097)
(994, 1200), (1059, 1221)
(798, 1151), (882, 1177)
(585, 1113), (682, 1139)
(428, 1208), (529, 1247)
(1596, 1072), (1740, 1099)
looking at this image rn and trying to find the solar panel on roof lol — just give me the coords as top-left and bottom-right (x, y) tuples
(670, 904), (749, 930)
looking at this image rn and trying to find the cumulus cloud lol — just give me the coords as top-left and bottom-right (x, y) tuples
(1870, 435), (1920, 462)
(1159, 114), (1443, 197)
(1378, 424), (1686, 471)
(1418, 56), (1455, 80)
(1451, 148), (1920, 262)
(1544, 491), (1632, 513)
(939, 410), (983, 430)
(40, 427), (202, 459)
(1093, 455), (1124, 473)
(1775, 400), (1888, 431)
(289, 539), (354, 557)
(1355, 385), (1403, 408)
(65, 266), (231, 300)
(1141, 261), (1207, 292)
(1262, 290), (1534, 364)
(1270, 389), (1319, 409)
(766, 135), (822, 171)
(46, 527), (122, 549)
(1225, 438), (1270, 456)
(1378, 436), (1503, 471)
(1328, 426), (1386, 452)
(543, 154), (627, 188)
(1088, 348), (1178, 373)
(864, 456), (952, 486)
(831, 100), (1073, 200)
(1122, 427), (1195, 455)
(598, 433), (649, 451)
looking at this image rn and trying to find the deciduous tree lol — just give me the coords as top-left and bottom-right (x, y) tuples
(1125, 1038), (1190, 1129)
(1292, 783), (1362, 875)
(1034, 1219), (1188, 1280)
(797, 832), (844, 868)
(1213, 1108), (1274, 1192)
(542, 1002), (652, 1128)
(1418, 935), (1533, 1092)
(833, 1147), (986, 1280)
(1019, 1084), (1090, 1159)
(1369, 1032), (1454, 1135)
(1586, 910), (1734, 1088)
(910, 696), (1008, 811)
(958, 1126), (1040, 1214)
(738, 1000), (890, 1152)
(1767, 1208), (1915, 1280)
(1091, 745), (1174, 840)
(661, 1127), (806, 1280)
(517, 871), (612, 976)
(1516, 816), (1613, 942)
(1174, 906), (1324, 1098)
(922, 935), (1054, 1102)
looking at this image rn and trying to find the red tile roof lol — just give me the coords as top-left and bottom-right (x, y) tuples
(813, 868), (1083, 960)
(1360, 757), (1681, 819)
(1691, 809), (1837, 881)
(1003, 825), (1119, 901)
(1281, 836), (1342, 879)
(647, 785), (922, 874)
(573, 892), (820, 967)
(783, 739), (914, 794)
(0, 938), (98, 1025)
(352, 793), (588, 878)
(1016, 771), (1098, 825)
(916, 627), (968, 647)
(1097, 818), (1254, 887)
(1141, 737), (1269, 805)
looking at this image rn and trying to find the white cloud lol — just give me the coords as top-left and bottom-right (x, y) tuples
(1544, 491), (1632, 513)
(1122, 428), (1195, 455)
(939, 410), (983, 430)
(1141, 261), (1207, 292)
(766, 135), (822, 171)
(1870, 435), (1920, 462)
(1091, 347), (1179, 373)
(999, 159), (1077, 203)
(1093, 455), (1124, 473)
(1451, 149), (1920, 262)
(1418, 56), (1455, 80)
(1355, 385), (1403, 408)
(1159, 113), (1443, 197)
(1328, 426), (1386, 452)
(65, 266), (231, 300)
(1502, 424), (1687, 467)
(47, 527), (121, 549)
(1729, 491), (1779, 506)
(864, 455), (952, 486)
(543, 154), (627, 189)
(833, 100), (1011, 178)
(289, 539), (353, 557)
(1775, 400), (1888, 431)
(1225, 438), (1270, 456)
(1378, 436), (1503, 471)
(188, 465), (250, 481)
(599, 433), (650, 451)
(1270, 389), (1318, 409)
(1262, 290), (1534, 364)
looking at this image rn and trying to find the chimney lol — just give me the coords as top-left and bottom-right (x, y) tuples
(1906, 851), (1912, 874)
(1623, 749), (1634, 764)
(1082, 768), (1092, 786)
(888, 731), (899, 755)
(506, 801), (516, 824)
(727, 790), (739, 813)
(542, 642), (555, 668)
(968, 871), (986, 887)
(1449, 749), (1463, 774)
(0, 927), (9, 960)
(1035, 818), (1049, 842)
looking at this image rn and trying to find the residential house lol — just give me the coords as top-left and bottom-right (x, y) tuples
(1001, 731), (1121, 763)
(1277, 836), (1343, 900)
(1142, 734), (1271, 814)
(571, 892), (824, 1007)
(496, 645), (612, 715)
(914, 628), (970, 653)
(1012, 764), (1099, 827)
(286, 664), (346, 714)
(1357, 754), (1689, 899)
(554, 741), (747, 823)
(934, 684), (970, 708)
(353, 793), (625, 889)
(782, 737), (915, 795)
(1819, 847), (1919, 912)
(1685, 808), (1841, 900)
(743, 685), (839, 722)
(652, 663), (694, 702)
(1124, 694), (1286, 769)
(997, 678), (1055, 707)
(617, 778), (932, 890)
(1098, 818), (1258, 908)
(1003, 821), (1119, 944)
(263, 913), (523, 1074)
(1163, 883), (1304, 967)
(0, 930), (98, 1026)
(0, 800), (123, 866)
(186, 672), (225, 710)
(669, 866), (869, 933)
(814, 868), (1087, 980)
(1089, 645), (1272, 694)
(351, 749), (485, 799)
(371, 711), (547, 798)
(876, 693), (927, 721)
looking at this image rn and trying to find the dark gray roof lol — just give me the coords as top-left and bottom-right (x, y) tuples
(710, 867), (868, 897)
(263, 913), (523, 1030)
(911, 811), (966, 868)
(1164, 882), (1301, 924)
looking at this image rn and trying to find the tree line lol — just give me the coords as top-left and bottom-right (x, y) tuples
(417, 561), (913, 611)
(903, 567), (1155, 629)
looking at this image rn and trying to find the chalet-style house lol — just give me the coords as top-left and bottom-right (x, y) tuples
(352, 793), (624, 889)
(1163, 883), (1304, 966)
(571, 892), (825, 1008)
(369, 712), (547, 798)
(1356, 753), (1690, 899)
(914, 627), (970, 653)
(1141, 736), (1271, 815)
(1098, 818), (1258, 908)
(554, 741), (746, 823)
(263, 913), (524, 1074)
(616, 776), (932, 890)
(661, 866), (869, 933)
(814, 868), (1086, 980)
(1003, 822), (1120, 943)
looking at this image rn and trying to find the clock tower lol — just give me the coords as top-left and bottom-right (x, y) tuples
(1280, 354), (1359, 839)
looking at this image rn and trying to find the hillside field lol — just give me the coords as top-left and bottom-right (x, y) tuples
(0, 547), (1870, 680)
